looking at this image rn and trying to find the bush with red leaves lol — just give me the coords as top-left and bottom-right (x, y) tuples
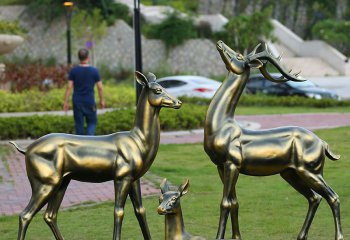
(1, 64), (70, 92)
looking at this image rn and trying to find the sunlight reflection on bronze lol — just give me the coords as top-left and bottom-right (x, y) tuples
(10, 71), (182, 240)
(204, 40), (343, 240)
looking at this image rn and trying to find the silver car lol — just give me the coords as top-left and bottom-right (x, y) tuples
(157, 75), (221, 99)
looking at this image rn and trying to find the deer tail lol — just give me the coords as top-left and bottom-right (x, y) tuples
(324, 142), (340, 161)
(9, 141), (26, 155)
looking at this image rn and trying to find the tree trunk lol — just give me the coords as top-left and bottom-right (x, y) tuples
(198, 0), (224, 14)
(223, 0), (237, 16)
(336, 0), (347, 19)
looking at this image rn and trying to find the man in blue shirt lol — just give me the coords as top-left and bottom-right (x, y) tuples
(63, 48), (104, 135)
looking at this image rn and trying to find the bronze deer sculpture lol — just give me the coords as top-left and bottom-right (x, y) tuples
(157, 179), (205, 240)
(10, 71), (182, 240)
(204, 40), (343, 240)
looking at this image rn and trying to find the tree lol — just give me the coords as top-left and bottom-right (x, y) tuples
(214, 7), (274, 53)
(25, 0), (128, 25)
(71, 8), (107, 65)
(312, 19), (350, 56)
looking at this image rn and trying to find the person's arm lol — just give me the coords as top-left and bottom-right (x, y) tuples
(63, 80), (73, 112)
(96, 81), (105, 109)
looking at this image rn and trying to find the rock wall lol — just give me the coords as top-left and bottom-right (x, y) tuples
(0, 6), (226, 77)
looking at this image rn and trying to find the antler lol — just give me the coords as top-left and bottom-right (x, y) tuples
(247, 43), (262, 58)
(247, 43), (305, 82)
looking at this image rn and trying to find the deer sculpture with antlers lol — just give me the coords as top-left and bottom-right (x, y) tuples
(204, 40), (343, 240)
(10, 71), (182, 240)
(157, 179), (205, 240)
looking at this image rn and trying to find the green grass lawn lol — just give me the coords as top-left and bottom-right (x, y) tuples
(236, 105), (350, 115)
(0, 127), (350, 239)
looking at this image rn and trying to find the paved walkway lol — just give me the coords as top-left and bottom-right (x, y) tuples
(1, 113), (350, 215)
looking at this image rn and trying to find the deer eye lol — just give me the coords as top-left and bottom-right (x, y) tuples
(159, 196), (163, 203)
(153, 88), (162, 94)
(171, 196), (177, 201)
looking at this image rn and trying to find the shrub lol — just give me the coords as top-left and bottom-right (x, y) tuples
(2, 64), (69, 92)
(0, 20), (26, 35)
(196, 21), (212, 39)
(106, 2), (131, 26)
(144, 12), (197, 48)
(0, 84), (135, 112)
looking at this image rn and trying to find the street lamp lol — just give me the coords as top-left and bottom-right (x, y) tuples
(63, 1), (74, 66)
(134, 0), (143, 104)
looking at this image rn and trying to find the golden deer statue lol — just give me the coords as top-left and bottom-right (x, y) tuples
(10, 71), (182, 240)
(204, 40), (343, 240)
(157, 179), (205, 240)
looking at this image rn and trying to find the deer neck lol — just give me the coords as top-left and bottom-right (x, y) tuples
(132, 89), (160, 160)
(165, 206), (190, 240)
(205, 71), (249, 134)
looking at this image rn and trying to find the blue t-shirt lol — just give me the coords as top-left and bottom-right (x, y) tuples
(68, 65), (100, 105)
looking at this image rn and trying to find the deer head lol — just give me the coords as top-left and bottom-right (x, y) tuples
(157, 179), (189, 215)
(216, 40), (306, 83)
(135, 71), (182, 109)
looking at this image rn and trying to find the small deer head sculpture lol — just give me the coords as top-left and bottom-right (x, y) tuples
(158, 179), (192, 240)
(158, 179), (189, 215)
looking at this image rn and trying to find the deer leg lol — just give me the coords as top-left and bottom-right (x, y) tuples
(129, 179), (151, 240)
(217, 165), (224, 183)
(217, 161), (240, 240)
(43, 178), (71, 240)
(297, 171), (343, 240)
(281, 169), (322, 240)
(18, 183), (57, 240)
(113, 178), (132, 240)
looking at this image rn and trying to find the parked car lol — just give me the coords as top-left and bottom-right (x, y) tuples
(246, 73), (341, 100)
(157, 75), (221, 99)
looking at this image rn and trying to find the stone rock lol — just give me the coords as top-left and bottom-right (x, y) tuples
(0, 34), (24, 55)
(195, 14), (228, 32)
(141, 5), (175, 24)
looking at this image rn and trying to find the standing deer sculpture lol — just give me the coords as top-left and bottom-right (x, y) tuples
(10, 71), (182, 240)
(157, 179), (205, 240)
(204, 40), (343, 240)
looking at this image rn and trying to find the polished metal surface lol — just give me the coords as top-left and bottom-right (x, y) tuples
(204, 41), (343, 240)
(158, 179), (205, 240)
(10, 71), (182, 240)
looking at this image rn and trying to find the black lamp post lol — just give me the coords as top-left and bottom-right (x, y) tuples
(134, 0), (143, 104)
(64, 1), (74, 66)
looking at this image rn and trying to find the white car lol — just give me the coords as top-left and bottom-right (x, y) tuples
(157, 75), (221, 99)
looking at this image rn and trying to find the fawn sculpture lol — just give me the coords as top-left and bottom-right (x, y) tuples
(157, 179), (205, 240)
(204, 41), (343, 240)
(10, 71), (182, 240)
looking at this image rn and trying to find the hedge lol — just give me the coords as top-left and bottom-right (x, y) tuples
(1, 87), (348, 113)
(0, 104), (208, 140)
(181, 94), (350, 108)
(0, 84), (135, 112)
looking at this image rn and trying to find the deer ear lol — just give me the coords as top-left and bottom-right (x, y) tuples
(248, 59), (263, 69)
(160, 178), (170, 194)
(147, 72), (156, 82)
(178, 179), (189, 196)
(135, 71), (149, 86)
